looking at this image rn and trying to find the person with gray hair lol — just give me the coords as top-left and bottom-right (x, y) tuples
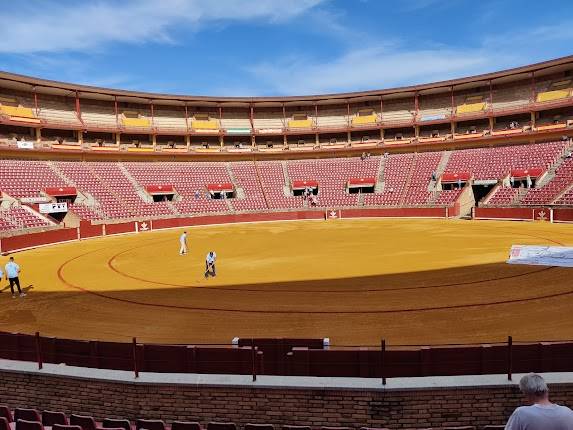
(505, 373), (573, 430)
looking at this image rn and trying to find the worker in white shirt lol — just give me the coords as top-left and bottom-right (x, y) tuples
(205, 251), (217, 278)
(5, 256), (25, 298)
(179, 231), (188, 255)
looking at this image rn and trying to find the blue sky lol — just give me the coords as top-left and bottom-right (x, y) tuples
(1, 0), (572, 97)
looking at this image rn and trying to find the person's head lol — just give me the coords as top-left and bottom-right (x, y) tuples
(9, 257), (14, 261)
(519, 373), (549, 403)
(183, 231), (187, 234)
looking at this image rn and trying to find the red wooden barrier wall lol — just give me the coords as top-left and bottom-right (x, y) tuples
(473, 207), (535, 220)
(0, 228), (77, 253)
(79, 221), (103, 239)
(342, 207), (448, 218)
(105, 222), (136, 235)
(554, 208), (573, 222)
(1, 207), (452, 253)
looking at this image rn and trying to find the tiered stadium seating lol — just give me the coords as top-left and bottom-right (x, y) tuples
(363, 153), (413, 206)
(433, 189), (463, 205)
(492, 81), (531, 113)
(444, 141), (567, 180)
(417, 93), (452, 121)
(456, 95), (487, 115)
(220, 112), (252, 134)
(0, 212), (18, 231)
(286, 157), (380, 207)
(402, 152), (442, 205)
(123, 162), (230, 215)
(0, 404), (504, 430)
(315, 107), (348, 129)
(486, 187), (519, 206)
(0, 141), (571, 227)
(54, 161), (134, 220)
(229, 162), (268, 211)
(80, 101), (118, 130)
(37, 98), (82, 127)
(122, 111), (151, 129)
(0, 207), (52, 230)
(381, 99), (413, 125)
(152, 108), (188, 134)
(351, 110), (378, 126)
(252, 111), (284, 132)
(0, 160), (68, 198)
(89, 163), (174, 218)
(522, 157), (573, 205)
(257, 161), (301, 209)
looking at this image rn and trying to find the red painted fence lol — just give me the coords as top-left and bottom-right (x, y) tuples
(1, 331), (572, 380)
(6, 205), (571, 254)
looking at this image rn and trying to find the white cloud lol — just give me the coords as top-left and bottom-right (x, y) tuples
(244, 20), (573, 96)
(246, 46), (505, 96)
(0, 0), (325, 53)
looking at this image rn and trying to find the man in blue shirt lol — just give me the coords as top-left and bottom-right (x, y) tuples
(505, 373), (573, 430)
(5, 256), (25, 298)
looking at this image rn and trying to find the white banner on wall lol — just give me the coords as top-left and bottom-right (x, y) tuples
(39, 202), (68, 214)
(507, 245), (573, 268)
(16, 141), (35, 149)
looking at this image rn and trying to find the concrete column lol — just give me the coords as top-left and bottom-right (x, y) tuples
(451, 121), (456, 136)
(489, 117), (494, 133)
(35, 128), (41, 144)
(151, 134), (157, 149)
(115, 133), (120, 146)
(347, 131), (351, 143)
(185, 135), (191, 151)
(531, 111), (536, 130)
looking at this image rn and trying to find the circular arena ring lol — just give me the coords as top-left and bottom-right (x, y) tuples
(2, 218), (573, 347)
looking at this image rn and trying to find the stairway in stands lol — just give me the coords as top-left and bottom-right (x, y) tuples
(281, 161), (291, 196)
(46, 161), (75, 186)
(399, 153), (417, 206)
(118, 163), (152, 203)
(226, 162), (245, 199)
(428, 150), (451, 191)
(374, 156), (386, 193)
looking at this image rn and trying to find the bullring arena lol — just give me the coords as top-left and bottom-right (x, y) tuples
(1, 53), (573, 430)
(3, 219), (573, 346)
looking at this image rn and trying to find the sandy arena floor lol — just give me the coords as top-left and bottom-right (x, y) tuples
(0, 218), (572, 347)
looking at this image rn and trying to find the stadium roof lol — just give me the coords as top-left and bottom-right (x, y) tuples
(1, 55), (572, 106)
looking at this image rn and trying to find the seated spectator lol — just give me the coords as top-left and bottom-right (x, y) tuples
(505, 373), (573, 430)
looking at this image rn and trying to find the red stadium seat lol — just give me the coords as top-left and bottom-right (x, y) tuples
(0, 408), (12, 423)
(135, 420), (166, 430)
(70, 415), (98, 430)
(15, 421), (43, 430)
(170, 423), (201, 430)
(13, 410), (41, 424)
(42, 411), (68, 427)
